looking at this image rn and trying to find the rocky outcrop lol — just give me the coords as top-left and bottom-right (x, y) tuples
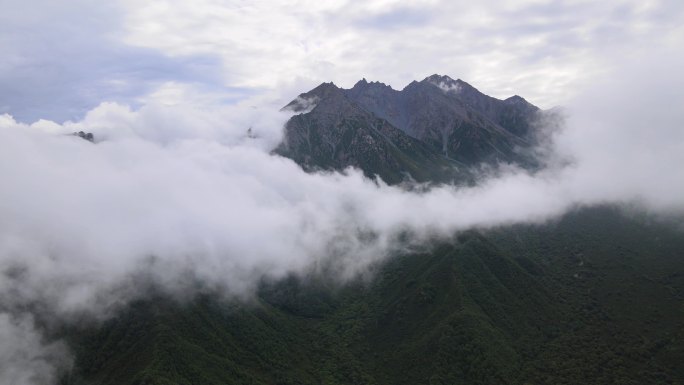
(278, 75), (543, 184)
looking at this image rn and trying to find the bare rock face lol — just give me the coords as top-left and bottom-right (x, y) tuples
(277, 82), (460, 185)
(278, 75), (543, 184)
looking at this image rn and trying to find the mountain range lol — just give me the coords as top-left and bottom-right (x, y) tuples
(57, 76), (684, 385)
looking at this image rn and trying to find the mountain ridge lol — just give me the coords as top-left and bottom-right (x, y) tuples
(277, 75), (543, 183)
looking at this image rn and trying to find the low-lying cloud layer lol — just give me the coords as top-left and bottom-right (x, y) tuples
(1, 53), (684, 383)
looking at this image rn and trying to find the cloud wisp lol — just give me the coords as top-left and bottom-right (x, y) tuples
(0, 314), (71, 385)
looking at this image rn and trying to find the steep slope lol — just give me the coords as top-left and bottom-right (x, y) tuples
(276, 82), (463, 184)
(344, 75), (540, 166)
(421, 74), (540, 139)
(62, 207), (684, 385)
(278, 75), (542, 183)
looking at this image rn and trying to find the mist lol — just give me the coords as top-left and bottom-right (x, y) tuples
(1, 53), (684, 383)
(0, 314), (71, 385)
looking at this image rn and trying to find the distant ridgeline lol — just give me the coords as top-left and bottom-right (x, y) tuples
(276, 74), (542, 184)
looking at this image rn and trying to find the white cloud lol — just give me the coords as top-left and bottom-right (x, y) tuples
(116, 0), (684, 107)
(430, 80), (462, 94)
(0, 313), (71, 385)
(2, 0), (683, 121)
(0, 0), (226, 122)
(284, 95), (320, 113)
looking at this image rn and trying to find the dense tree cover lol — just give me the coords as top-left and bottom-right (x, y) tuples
(60, 206), (684, 384)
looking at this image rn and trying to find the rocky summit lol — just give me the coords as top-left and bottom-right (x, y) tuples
(277, 75), (542, 184)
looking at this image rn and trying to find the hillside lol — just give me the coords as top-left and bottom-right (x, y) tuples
(61, 207), (684, 385)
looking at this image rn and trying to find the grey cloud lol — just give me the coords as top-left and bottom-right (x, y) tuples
(0, 0), (229, 123)
(353, 7), (433, 30)
(0, 313), (71, 385)
(23, 0), (674, 111)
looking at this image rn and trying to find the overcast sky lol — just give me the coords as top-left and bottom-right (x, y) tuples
(2, 0), (684, 122)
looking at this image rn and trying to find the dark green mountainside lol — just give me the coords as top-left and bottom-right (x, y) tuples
(58, 77), (684, 385)
(62, 207), (684, 385)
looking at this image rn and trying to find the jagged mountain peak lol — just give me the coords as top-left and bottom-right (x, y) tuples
(278, 75), (543, 183)
(281, 82), (346, 112)
(306, 81), (342, 97)
(424, 74), (459, 83)
(422, 75), (486, 98)
(504, 94), (532, 105)
(350, 78), (394, 92)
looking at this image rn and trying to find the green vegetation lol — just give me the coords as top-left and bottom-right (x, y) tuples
(62, 206), (684, 384)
